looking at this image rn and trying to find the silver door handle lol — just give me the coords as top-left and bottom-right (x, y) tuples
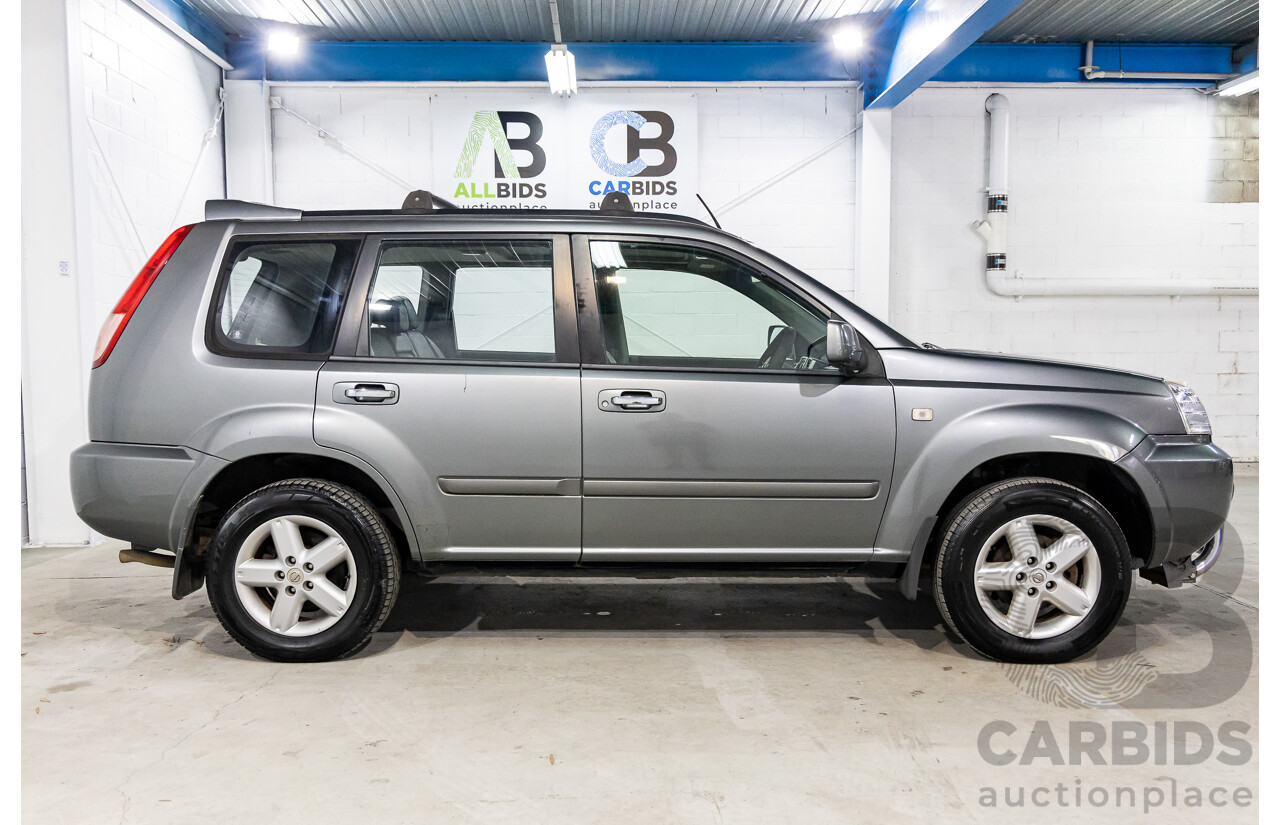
(611, 395), (661, 409)
(346, 386), (396, 401)
(599, 389), (666, 412)
(339, 384), (398, 403)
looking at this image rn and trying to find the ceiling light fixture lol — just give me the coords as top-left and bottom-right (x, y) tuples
(1213, 69), (1260, 97)
(831, 24), (864, 54)
(545, 0), (577, 96)
(545, 44), (578, 95)
(268, 30), (301, 56)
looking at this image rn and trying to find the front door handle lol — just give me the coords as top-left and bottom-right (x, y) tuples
(333, 382), (400, 405)
(599, 389), (666, 412)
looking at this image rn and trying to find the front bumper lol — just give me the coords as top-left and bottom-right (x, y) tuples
(1116, 434), (1233, 587)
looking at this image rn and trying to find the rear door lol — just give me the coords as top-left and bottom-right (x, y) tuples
(315, 233), (582, 561)
(574, 235), (896, 562)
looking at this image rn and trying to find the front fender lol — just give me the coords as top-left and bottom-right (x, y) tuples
(876, 398), (1149, 597)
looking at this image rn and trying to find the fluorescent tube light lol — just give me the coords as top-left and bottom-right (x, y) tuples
(1214, 70), (1259, 97)
(545, 44), (577, 96)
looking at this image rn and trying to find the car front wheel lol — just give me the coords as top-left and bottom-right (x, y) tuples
(205, 479), (401, 662)
(932, 477), (1132, 664)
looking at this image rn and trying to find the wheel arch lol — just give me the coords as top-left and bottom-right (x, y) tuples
(895, 451), (1153, 599)
(174, 450), (419, 598)
(879, 402), (1157, 600)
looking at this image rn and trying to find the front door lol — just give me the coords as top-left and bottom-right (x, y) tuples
(574, 236), (896, 562)
(315, 234), (582, 561)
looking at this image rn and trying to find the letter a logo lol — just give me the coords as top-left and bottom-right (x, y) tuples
(455, 111), (520, 178)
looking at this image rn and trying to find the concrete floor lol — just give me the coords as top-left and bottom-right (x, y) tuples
(24, 469), (1257, 824)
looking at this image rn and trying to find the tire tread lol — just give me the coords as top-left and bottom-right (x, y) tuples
(206, 478), (401, 662)
(931, 476), (1128, 663)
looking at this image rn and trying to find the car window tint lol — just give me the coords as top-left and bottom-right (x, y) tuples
(215, 240), (357, 355)
(367, 240), (556, 362)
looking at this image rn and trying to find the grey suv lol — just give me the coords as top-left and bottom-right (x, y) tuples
(70, 192), (1232, 663)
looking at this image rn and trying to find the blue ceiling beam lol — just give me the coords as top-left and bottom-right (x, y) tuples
(934, 42), (1235, 83)
(224, 35), (1238, 88)
(225, 40), (860, 83)
(131, 0), (230, 68)
(866, 0), (1027, 108)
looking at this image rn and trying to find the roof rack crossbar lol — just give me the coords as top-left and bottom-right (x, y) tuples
(401, 190), (458, 213)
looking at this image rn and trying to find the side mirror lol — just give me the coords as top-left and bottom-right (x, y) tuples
(826, 320), (864, 370)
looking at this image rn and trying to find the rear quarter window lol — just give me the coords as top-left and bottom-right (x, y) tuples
(210, 239), (361, 358)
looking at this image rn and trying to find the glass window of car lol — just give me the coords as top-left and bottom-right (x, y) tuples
(589, 240), (836, 371)
(214, 240), (359, 355)
(366, 240), (556, 362)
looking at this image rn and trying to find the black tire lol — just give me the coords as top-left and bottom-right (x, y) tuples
(206, 479), (400, 662)
(932, 477), (1132, 664)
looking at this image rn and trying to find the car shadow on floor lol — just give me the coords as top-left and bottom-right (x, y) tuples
(364, 574), (954, 655)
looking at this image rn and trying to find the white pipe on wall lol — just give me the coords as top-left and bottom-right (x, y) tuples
(986, 275), (1259, 298)
(973, 93), (1009, 275)
(973, 92), (1258, 299)
(1081, 41), (1234, 82)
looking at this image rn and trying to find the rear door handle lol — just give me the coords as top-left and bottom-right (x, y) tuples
(599, 389), (666, 412)
(334, 382), (399, 405)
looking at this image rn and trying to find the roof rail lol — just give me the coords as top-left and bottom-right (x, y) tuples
(205, 199), (303, 221)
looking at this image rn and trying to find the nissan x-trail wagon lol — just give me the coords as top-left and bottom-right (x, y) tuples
(71, 192), (1233, 663)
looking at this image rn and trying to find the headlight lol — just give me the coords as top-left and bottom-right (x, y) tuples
(1166, 381), (1212, 435)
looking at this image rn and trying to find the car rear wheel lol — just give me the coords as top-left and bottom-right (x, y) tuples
(206, 479), (400, 662)
(932, 477), (1132, 664)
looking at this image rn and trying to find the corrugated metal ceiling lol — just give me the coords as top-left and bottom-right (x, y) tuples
(180, 0), (1260, 44)
(982, 0), (1259, 44)
(181, 0), (898, 42)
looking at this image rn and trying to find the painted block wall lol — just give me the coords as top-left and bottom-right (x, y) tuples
(79, 0), (226, 330)
(890, 85), (1258, 459)
(21, 0), (227, 545)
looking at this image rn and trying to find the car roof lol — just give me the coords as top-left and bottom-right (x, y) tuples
(302, 207), (712, 228)
(205, 198), (716, 231)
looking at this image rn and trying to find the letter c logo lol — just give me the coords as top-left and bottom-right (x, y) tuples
(590, 110), (649, 177)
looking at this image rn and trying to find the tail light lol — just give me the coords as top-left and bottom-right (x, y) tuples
(92, 224), (194, 368)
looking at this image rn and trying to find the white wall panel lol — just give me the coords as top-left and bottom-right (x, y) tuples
(267, 85), (861, 302)
(891, 85), (1258, 459)
(80, 0), (226, 330)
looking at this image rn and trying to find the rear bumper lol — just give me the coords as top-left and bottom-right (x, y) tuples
(1116, 434), (1233, 586)
(69, 442), (227, 552)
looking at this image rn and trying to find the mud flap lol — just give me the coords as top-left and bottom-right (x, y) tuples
(896, 515), (938, 600)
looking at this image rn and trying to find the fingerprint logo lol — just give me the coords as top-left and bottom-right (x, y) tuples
(454, 111), (520, 178)
(1003, 652), (1159, 709)
(590, 110), (649, 177)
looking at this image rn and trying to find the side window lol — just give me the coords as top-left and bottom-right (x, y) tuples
(589, 240), (836, 371)
(366, 239), (557, 362)
(213, 240), (359, 356)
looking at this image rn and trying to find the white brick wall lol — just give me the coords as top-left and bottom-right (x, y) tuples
(268, 85), (860, 297)
(891, 85), (1258, 459)
(80, 0), (226, 326)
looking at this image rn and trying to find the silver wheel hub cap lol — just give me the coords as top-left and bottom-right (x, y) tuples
(972, 514), (1101, 640)
(233, 515), (358, 637)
